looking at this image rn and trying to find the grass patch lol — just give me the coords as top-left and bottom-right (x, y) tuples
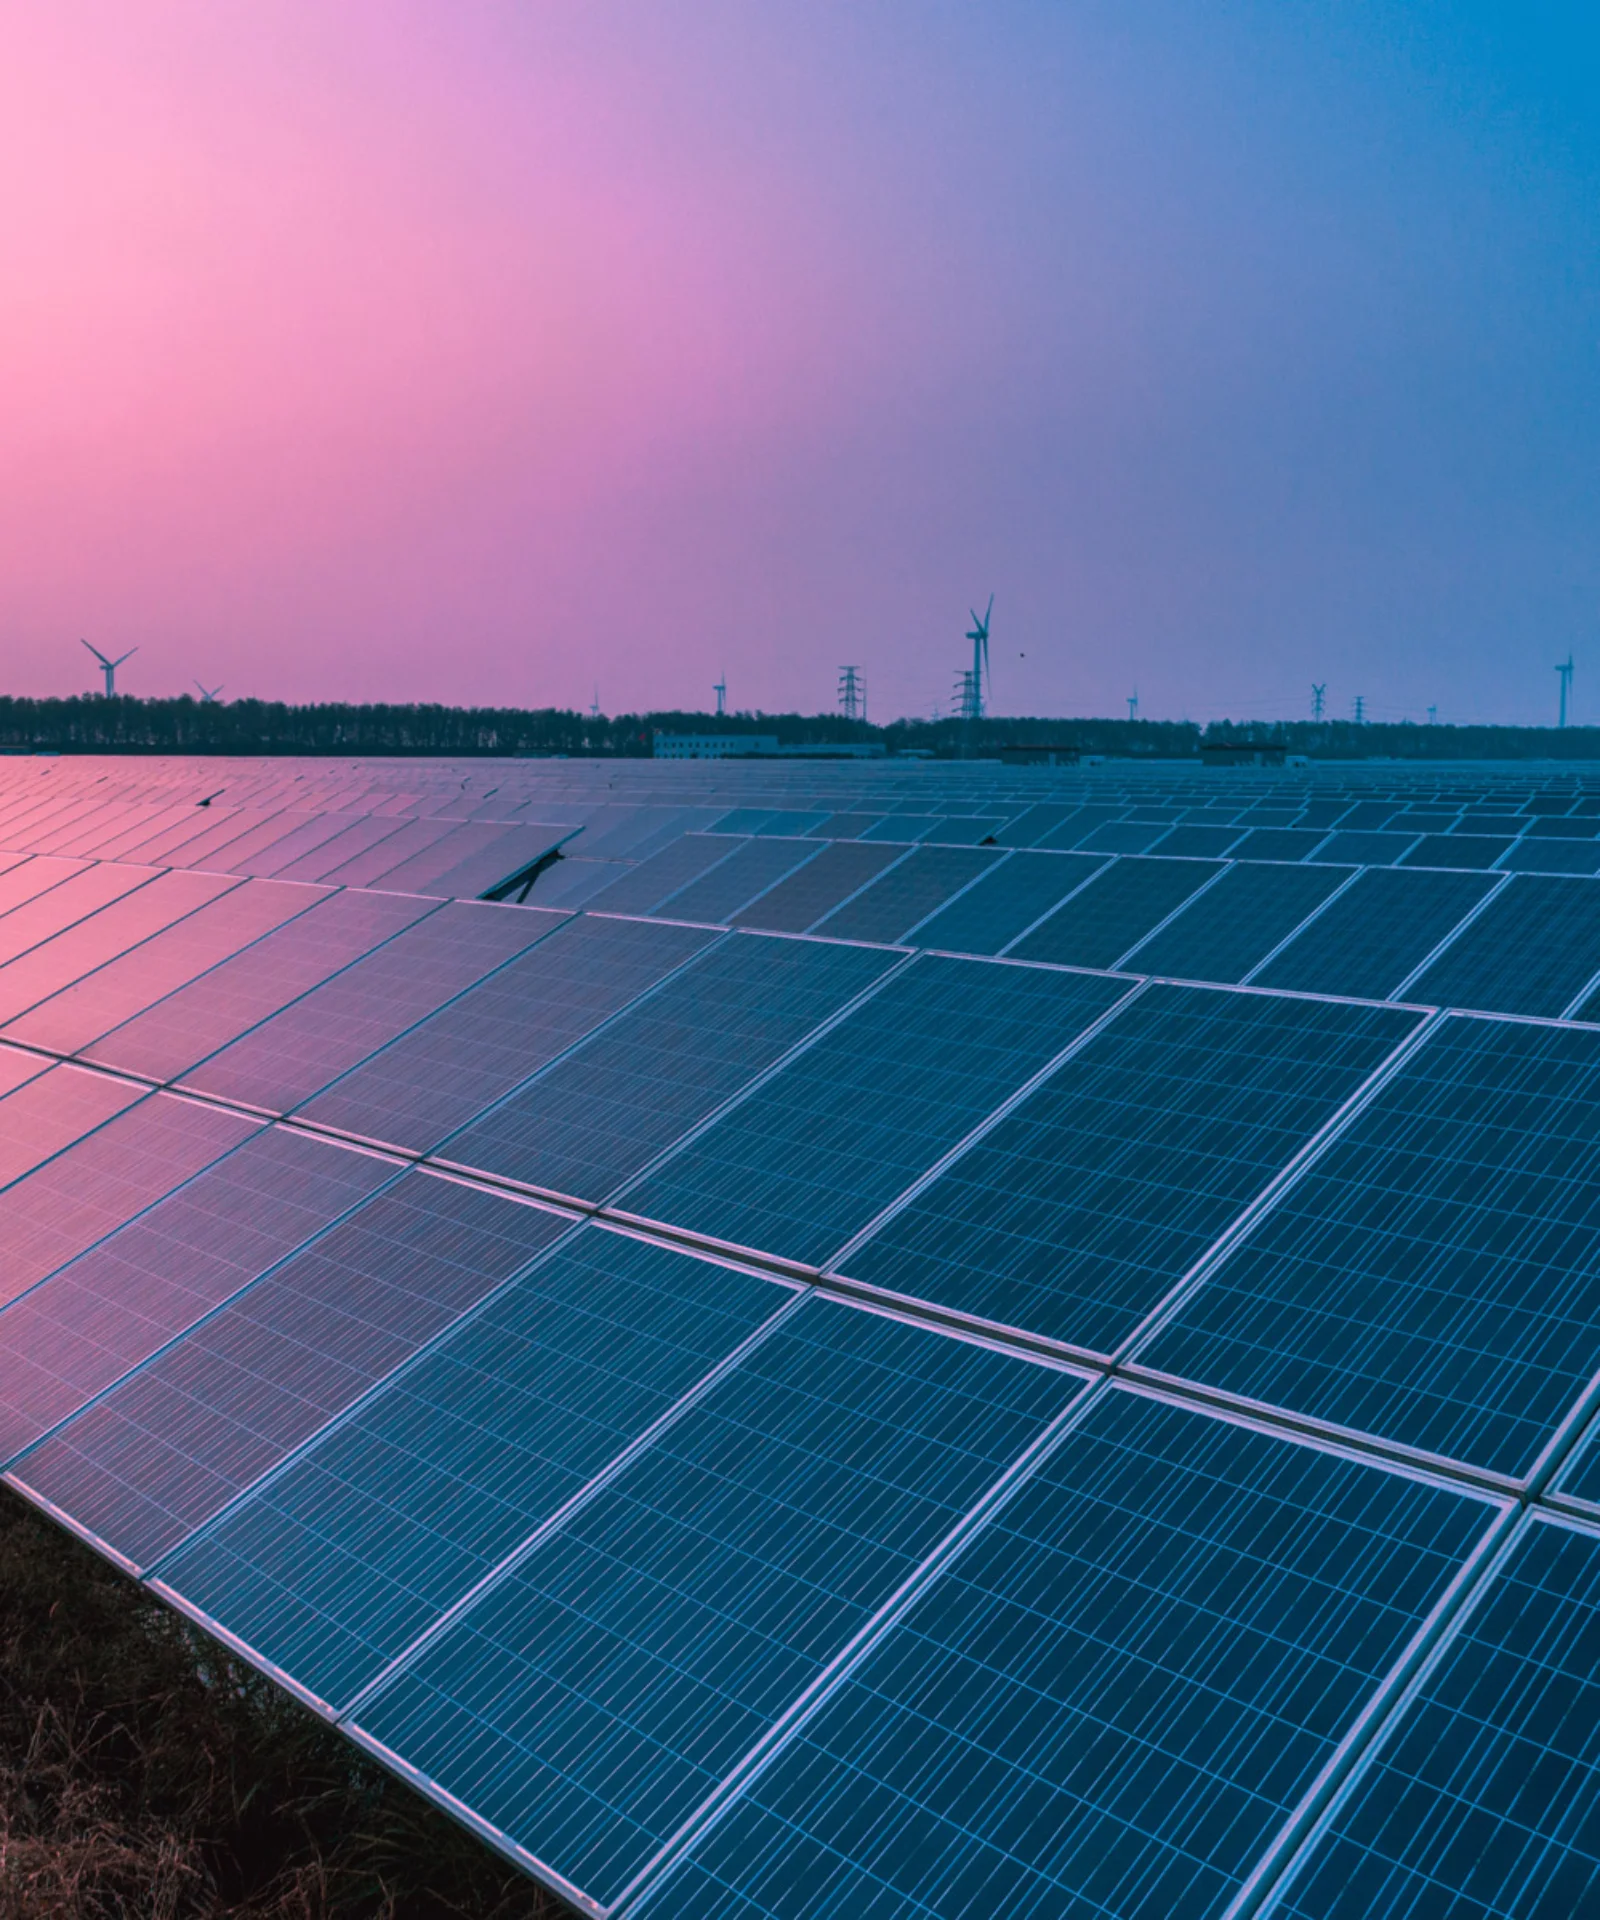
(0, 1486), (564, 1919)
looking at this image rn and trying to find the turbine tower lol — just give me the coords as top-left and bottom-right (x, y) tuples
(194, 680), (224, 704)
(1558, 654), (1575, 728)
(963, 596), (993, 721)
(714, 675), (727, 718)
(82, 638), (136, 698)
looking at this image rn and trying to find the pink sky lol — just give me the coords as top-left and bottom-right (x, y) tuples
(2, 3), (1598, 724)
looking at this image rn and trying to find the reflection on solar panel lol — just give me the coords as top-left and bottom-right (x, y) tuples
(640, 1389), (1493, 1920)
(12, 755), (1600, 1914)
(843, 985), (1418, 1351)
(1274, 1515), (1600, 1920)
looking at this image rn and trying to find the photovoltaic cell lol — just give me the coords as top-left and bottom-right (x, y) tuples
(642, 1388), (1491, 1920)
(844, 986), (1418, 1352)
(0, 1066), (146, 1191)
(182, 902), (563, 1115)
(1404, 874), (1600, 1017)
(661, 841), (820, 925)
(0, 1126), (393, 1459)
(1275, 1516), (1600, 1920)
(158, 1227), (790, 1710)
(353, 1299), (1083, 1903)
(618, 956), (1131, 1267)
(1124, 861), (1351, 983)
(1007, 857), (1223, 968)
(13, 1171), (572, 1568)
(810, 846), (999, 944)
(731, 842), (904, 934)
(1252, 866), (1497, 1001)
(2, 878), (320, 1057)
(439, 933), (897, 1200)
(1143, 1016), (1600, 1476)
(83, 888), (435, 1082)
(298, 913), (719, 1152)
(908, 852), (1104, 957)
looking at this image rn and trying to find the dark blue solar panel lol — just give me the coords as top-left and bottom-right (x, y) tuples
(1143, 1016), (1600, 1475)
(1407, 874), (1600, 1017)
(1008, 858), (1223, 968)
(1125, 861), (1351, 983)
(641, 1388), (1492, 1920)
(352, 1300), (1083, 1904)
(731, 842), (905, 933)
(1313, 831), (1420, 867)
(844, 986), (1418, 1351)
(661, 841), (820, 924)
(1031, 804), (1121, 849)
(1275, 1516), (1600, 1920)
(183, 902), (562, 1114)
(811, 846), (999, 944)
(295, 914), (718, 1153)
(438, 934), (896, 1200)
(1150, 823), (1248, 859)
(992, 804), (1083, 848)
(1498, 839), (1600, 876)
(908, 852), (1104, 957)
(583, 835), (742, 916)
(12, 1172), (572, 1568)
(1399, 833), (1513, 870)
(156, 1226), (790, 1710)
(1229, 828), (1328, 863)
(1252, 867), (1496, 1000)
(1075, 820), (1169, 855)
(0, 1127), (396, 1461)
(617, 956), (1131, 1266)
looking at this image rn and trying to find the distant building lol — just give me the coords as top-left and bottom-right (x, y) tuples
(1000, 744), (1081, 767)
(652, 732), (885, 760)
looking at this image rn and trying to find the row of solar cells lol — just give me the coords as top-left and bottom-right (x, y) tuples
(2, 872), (1600, 1911)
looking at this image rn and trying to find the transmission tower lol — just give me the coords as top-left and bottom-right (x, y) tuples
(1353, 695), (1365, 724)
(838, 665), (865, 721)
(1311, 684), (1326, 720)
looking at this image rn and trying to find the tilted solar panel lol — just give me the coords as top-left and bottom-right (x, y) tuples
(1406, 872), (1600, 1018)
(731, 840), (904, 933)
(660, 840), (820, 925)
(1008, 856), (1223, 968)
(1251, 865), (1497, 1000)
(0, 1065), (147, 1192)
(583, 834), (743, 916)
(1123, 860), (1351, 983)
(809, 844), (999, 945)
(908, 849), (1105, 956)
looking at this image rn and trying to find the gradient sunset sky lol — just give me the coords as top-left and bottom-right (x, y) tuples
(3, 3), (1597, 724)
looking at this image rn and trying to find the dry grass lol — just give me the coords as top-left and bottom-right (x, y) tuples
(0, 1488), (563, 1920)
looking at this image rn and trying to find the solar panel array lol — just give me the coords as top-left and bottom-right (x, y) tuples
(4, 751), (1600, 1918)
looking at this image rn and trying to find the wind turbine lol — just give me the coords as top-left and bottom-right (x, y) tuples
(964, 596), (993, 720)
(195, 680), (224, 704)
(81, 638), (136, 698)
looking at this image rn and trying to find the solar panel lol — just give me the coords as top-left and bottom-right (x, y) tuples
(438, 933), (897, 1201)
(1150, 822), (1247, 859)
(1272, 1515), (1600, 1920)
(1499, 838), (1600, 876)
(0, 855), (94, 920)
(82, 888), (435, 1082)
(12, 1170), (573, 1569)
(810, 845), (999, 944)
(617, 956), (1131, 1266)
(1313, 831), (1420, 867)
(1123, 860), (1351, 983)
(349, 1298), (1084, 1905)
(659, 840), (820, 925)
(1405, 874), (1600, 1017)
(0, 1065), (147, 1192)
(0, 860), (158, 968)
(0, 1124), (394, 1460)
(907, 851), (1104, 957)
(1007, 857), (1223, 968)
(0, 1041), (51, 1100)
(1399, 832), (1514, 870)
(1075, 819), (1169, 854)
(583, 835), (743, 916)
(842, 985), (1419, 1352)
(156, 1226), (794, 1711)
(1251, 866), (1497, 1000)
(639, 1388), (1493, 1920)
(296, 914), (719, 1153)
(1141, 1015), (1600, 1476)
(730, 841), (904, 933)
(181, 902), (564, 1115)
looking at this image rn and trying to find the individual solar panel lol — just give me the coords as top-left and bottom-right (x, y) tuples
(923, 817), (1005, 846)
(1273, 1516), (1600, 1920)
(1526, 816), (1600, 839)
(82, 888), (435, 1083)
(439, 934), (897, 1200)
(0, 1124), (392, 1456)
(406, 825), (567, 901)
(0, 1066), (147, 1191)
(1007, 857), (1223, 968)
(1141, 1016), (1600, 1476)
(1500, 838), (1600, 876)
(351, 1299), (1084, 1903)
(810, 846), (999, 944)
(1122, 860), (1351, 983)
(908, 851), (1104, 957)
(1400, 833), (1514, 870)
(1404, 874), (1600, 1017)
(843, 986), (1418, 1351)
(0, 860), (158, 967)
(12, 1171), (573, 1569)
(181, 902), (563, 1116)
(660, 840), (820, 925)
(991, 803), (1082, 847)
(519, 856), (630, 909)
(617, 956), (1130, 1267)
(0, 1042), (51, 1099)
(312, 815), (460, 888)
(1149, 823), (1247, 859)
(730, 841), (904, 934)
(582, 835), (742, 915)
(0, 855), (91, 920)
(1252, 866), (1497, 1000)
(297, 914), (719, 1153)
(1229, 827), (1328, 862)
(1074, 820), (1169, 855)
(806, 812), (883, 840)
(1313, 830), (1420, 866)
(859, 816), (937, 843)
(254, 812), (403, 881)
(1337, 802), (1403, 830)
(643, 1388), (1491, 1920)
(157, 1226), (793, 1711)
(1032, 804), (1121, 849)
(3, 878), (321, 1057)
